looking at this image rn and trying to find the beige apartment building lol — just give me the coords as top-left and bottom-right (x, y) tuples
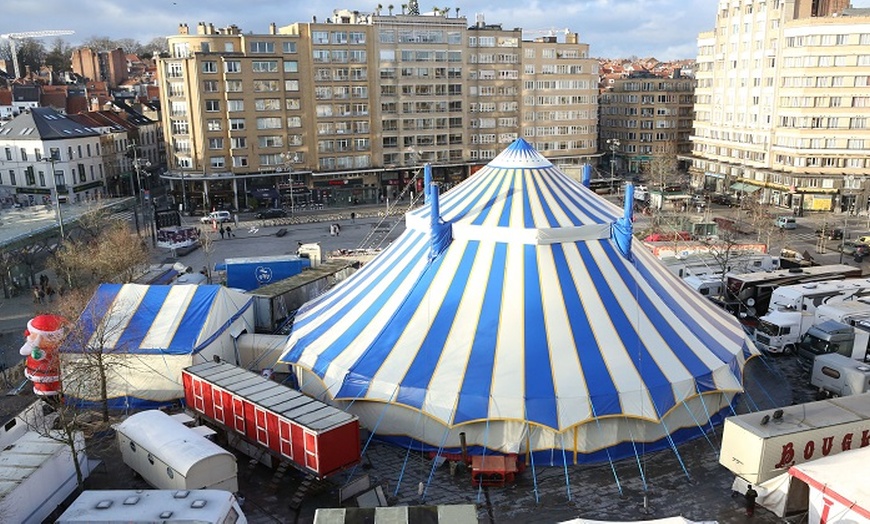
(599, 74), (695, 176)
(156, 4), (598, 212)
(688, 0), (870, 213)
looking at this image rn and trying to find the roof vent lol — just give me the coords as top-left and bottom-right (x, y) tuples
(191, 499), (207, 509)
(159, 511), (174, 519)
(174, 490), (191, 499)
(96, 500), (113, 510)
(123, 496), (140, 505)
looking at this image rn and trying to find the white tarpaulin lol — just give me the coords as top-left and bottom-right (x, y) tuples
(789, 447), (870, 524)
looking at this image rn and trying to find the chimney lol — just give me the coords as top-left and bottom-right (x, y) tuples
(269, 23), (277, 34)
(178, 23), (189, 35)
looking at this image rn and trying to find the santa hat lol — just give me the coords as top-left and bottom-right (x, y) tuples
(25, 315), (67, 343)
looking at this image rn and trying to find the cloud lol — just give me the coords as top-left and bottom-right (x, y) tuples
(17, 0), (720, 59)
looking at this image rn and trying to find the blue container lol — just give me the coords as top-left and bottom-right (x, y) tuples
(224, 255), (311, 291)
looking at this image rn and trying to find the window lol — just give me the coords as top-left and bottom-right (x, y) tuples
(207, 119), (222, 131)
(205, 100), (220, 112)
(253, 80), (279, 92)
(283, 41), (297, 53)
(231, 137), (247, 149)
(250, 41), (275, 53)
(283, 61), (298, 73)
(257, 117), (282, 129)
(226, 80), (243, 92)
(259, 135), (283, 148)
(252, 60), (278, 73)
(312, 31), (329, 44)
(224, 60), (241, 73)
(229, 118), (246, 130)
(285, 98), (300, 110)
(202, 61), (217, 73)
(227, 100), (244, 112)
(255, 99), (281, 111)
(210, 156), (225, 168)
(350, 31), (366, 44)
(285, 80), (299, 91)
(208, 138), (224, 149)
(232, 156), (248, 167)
(287, 116), (302, 128)
(203, 80), (218, 92)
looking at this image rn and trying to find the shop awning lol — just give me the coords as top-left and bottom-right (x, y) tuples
(730, 182), (761, 193)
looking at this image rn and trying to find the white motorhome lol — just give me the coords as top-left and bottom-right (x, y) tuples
(683, 274), (725, 298)
(56, 489), (247, 524)
(753, 279), (870, 354)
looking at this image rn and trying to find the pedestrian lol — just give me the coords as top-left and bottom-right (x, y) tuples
(335, 223), (341, 236)
(46, 285), (55, 302)
(219, 225), (225, 239)
(32, 286), (42, 304)
(226, 225), (234, 238)
(350, 211), (356, 223)
(745, 484), (758, 516)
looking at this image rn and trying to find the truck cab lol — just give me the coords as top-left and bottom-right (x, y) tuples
(797, 319), (870, 370)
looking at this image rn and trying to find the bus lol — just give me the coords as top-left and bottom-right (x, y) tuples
(723, 264), (862, 320)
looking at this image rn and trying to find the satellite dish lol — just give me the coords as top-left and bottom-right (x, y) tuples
(747, 307), (757, 317)
(746, 297), (756, 306)
(760, 415), (770, 425)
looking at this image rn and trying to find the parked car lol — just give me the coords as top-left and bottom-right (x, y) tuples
(199, 210), (232, 224)
(774, 216), (797, 230)
(255, 208), (287, 219)
(816, 227), (844, 240)
(839, 241), (870, 258)
(856, 235), (870, 244)
(709, 194), (735, 207)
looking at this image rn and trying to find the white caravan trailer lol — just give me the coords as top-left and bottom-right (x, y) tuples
(115, 410), (238, 492)
(0, 430), (90, 524)
(56, 489), (247, 524)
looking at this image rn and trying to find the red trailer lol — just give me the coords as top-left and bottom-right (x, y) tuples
(182, 361), (360, 479)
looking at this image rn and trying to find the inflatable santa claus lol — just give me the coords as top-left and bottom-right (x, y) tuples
(19, 314), (68, 396)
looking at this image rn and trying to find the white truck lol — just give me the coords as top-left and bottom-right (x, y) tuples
(752, 279), (870, 354)
(796, 318), (870, 371)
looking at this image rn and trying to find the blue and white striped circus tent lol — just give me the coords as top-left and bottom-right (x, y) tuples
(60, 283), (255, 408)
(279, 138), (759, 465)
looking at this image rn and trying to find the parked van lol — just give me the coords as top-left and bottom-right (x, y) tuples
(200, 210), (232, 224)
(775, 216), (797, 230)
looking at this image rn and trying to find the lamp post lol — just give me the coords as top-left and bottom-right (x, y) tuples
(280, 152), (300, 214)
(45, 152), (64, 240)
(606, 138), (621, 194)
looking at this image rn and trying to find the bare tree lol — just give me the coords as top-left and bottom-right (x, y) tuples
(199, 229), (216, 284)
(49, 220), (148, 292)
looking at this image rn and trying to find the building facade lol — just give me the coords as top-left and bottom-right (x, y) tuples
(599, 74), (695, 176)
(156, 5), (598, 213)
(688, 0), (870, 213)
(0, 107), (106, 206)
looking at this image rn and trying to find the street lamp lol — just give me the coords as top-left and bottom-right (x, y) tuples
(606, 138), (621, 194)
(45, 152), (64, 240)
(280, 152), (301, 214)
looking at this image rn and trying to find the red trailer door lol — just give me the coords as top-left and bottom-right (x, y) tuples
(232, 397), (245, 433)
(304, 430), (319, 472)
(278, 419), (293, 459)
(213, 387), (226, 424)
(255, 407), (269, 447)
(191, 378), (205, 412)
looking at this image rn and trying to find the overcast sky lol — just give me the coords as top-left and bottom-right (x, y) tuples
(5, 0), (870, 60)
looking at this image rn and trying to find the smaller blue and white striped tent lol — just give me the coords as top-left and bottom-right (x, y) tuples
(279, 138), (759, 465)
(60, 284), (255, 408)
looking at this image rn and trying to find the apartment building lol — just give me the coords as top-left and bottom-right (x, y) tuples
(599, 74), (695, 176)
(157, 3), (598, 212)
(688, 0), (870, 213)
(0, 107), (106, 206)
